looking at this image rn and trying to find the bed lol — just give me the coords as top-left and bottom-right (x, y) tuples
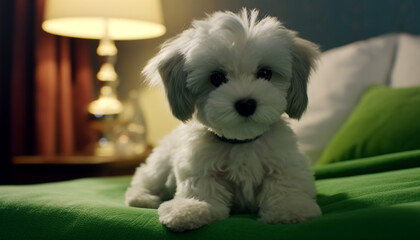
(2, 4), (420, 239)
(1, 150), (420, 240)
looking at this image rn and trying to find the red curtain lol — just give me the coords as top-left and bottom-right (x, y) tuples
(11, 0), (95, 157)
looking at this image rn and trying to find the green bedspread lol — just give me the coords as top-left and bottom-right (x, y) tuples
(1, 150), (420, 240)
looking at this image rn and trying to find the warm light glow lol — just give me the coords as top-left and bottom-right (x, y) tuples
(88, 86), (123, 115)
(97, 38), (118, 56)
(97, 63), (118, 81)
(42, 0), (166, 40)
(42, 18), (166, 40)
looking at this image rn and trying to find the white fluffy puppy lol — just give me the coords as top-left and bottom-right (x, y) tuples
(126, 9), (321, 231)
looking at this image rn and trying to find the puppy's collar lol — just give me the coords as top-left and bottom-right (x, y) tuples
(212, 132), (262, 144)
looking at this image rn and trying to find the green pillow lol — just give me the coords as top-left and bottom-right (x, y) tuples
(317, 85), (420, 165)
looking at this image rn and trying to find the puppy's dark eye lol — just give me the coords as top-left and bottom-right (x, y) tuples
(210, 71), (227, 87)
(256, 68), (272, 81)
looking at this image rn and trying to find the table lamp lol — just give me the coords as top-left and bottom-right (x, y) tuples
(42, 0), (166, 155)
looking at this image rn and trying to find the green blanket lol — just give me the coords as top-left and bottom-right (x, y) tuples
(2, 150), (420, 240)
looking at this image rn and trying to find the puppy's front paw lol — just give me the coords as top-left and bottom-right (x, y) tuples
(125, 187), (161, 208)
(158, 198), (213, 232)
(259, 196), (321, 224)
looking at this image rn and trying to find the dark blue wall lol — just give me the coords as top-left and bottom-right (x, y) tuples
(178, 0), (420, 51)
(264, 0), (420, 51)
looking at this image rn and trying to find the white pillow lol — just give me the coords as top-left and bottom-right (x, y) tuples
(391, 34), (420, 87)
(290, 34), (399, 164)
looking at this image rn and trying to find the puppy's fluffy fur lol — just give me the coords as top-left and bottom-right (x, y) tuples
(126, 9), (321, 232)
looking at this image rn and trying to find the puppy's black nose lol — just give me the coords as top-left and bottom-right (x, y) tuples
(235, 98), (257, 117)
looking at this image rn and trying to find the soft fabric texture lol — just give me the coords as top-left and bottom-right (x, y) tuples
(318, 85), (420, 165)
(11, 0), (95, 157)
(391, 34), (420, 87)
(2, 150), (420, 240)
(289, 34), (398, 164)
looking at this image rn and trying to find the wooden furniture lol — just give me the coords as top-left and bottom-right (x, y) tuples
(11, 147), (152, 184)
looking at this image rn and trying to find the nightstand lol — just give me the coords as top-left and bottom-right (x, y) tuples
(11, 146), (152, 184)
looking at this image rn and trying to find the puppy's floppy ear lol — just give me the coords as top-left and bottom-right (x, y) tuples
(158, 53), (195, 121)
(142, 40), (195, 122)
(286, 37), (319, 119)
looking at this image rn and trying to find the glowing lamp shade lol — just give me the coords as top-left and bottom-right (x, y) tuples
(42, 0), (166, 40)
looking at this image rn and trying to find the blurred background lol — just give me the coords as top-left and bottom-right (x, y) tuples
(1, 0), (419, 184)
(112, 0), (420, 146)
(110, 0), (420, 144)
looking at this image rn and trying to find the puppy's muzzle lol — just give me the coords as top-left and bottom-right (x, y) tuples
(235, 98), (257, 117)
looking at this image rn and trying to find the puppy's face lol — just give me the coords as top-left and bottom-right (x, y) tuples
(143, 9), (319, 140)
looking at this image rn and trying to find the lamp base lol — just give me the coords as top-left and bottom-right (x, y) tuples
(88, 89), (147, 157)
